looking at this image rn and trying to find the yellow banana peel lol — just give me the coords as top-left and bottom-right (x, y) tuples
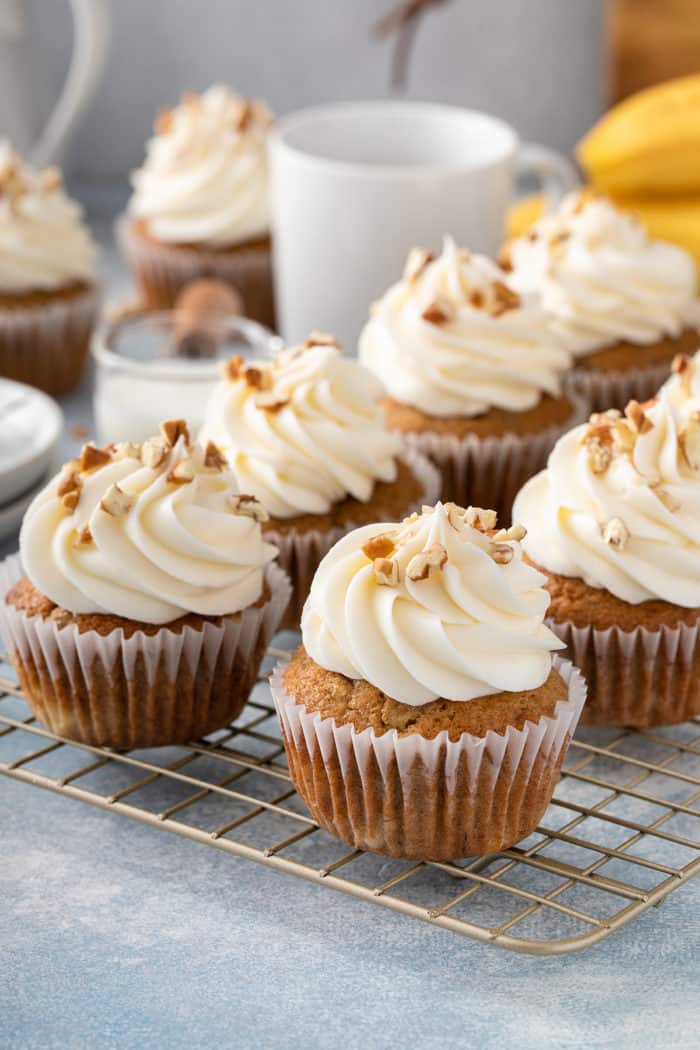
(506, 191), (700, 271)
(576, 73), (700, 197)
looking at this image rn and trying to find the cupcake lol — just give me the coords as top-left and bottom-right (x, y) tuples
(270, 502), (585, 860)
(0, 420), (290, 748)
(200, 333), (440, 624)
(358, 236), (587, 521)
(119, 86), (275, 327)
(504, 190), (700, 412)
(513, 358), (700, 727)
(0, 142), (99, 395)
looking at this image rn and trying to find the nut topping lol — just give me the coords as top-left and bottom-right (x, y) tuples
(230, 493), (269, 522)
(160, 419), (190, 447)
(304, 331), (339, 348)
(491, 544), (514, 565)
(141, 437), (168, 469)
(57, 470), (80, 499)
(421, 299), (453, 325)
(243, 366), (271, 390)
(62, 490), (80, 513)
(406, 544), (448, 582)
(624, 400), (654, 436)
(403, 248), (434, 283)
(489, 279), (520, 316)
(586, 438), (613, 475)
(113, 441), (140, 461)
(100, 483), (133, 517)
(203, 441), (228, 471)
(362, 534), (396, 560)
(254, 391), (289, 413)
(224, 354), (244, 380)
(373, 557), (399, 586)
(73, 524), (93, 548)
(492, 523), (527, 543)
(167, 459), (195, 485)
(79, 444), (111, 473)
(464, 506), (498, 532)
(603, 517), (630, 551)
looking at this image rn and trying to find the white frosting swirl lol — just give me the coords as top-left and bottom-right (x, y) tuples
(302, 502), (563, 706)
(20, 432), (277, 624)
(358, 236), (571, 418)
(0, 141), (95, 293)
(129, 85), (272, 247)
(514, 391), (700, 606)
(508, 192), (700, 358)
(200, 341), (403, 519)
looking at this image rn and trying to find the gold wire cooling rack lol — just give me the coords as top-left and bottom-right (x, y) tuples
(1, 642), (699, 956)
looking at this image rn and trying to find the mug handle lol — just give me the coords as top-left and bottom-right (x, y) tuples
(516, 143), (580, 211)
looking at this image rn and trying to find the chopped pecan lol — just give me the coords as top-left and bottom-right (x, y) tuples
(362, 534), (396, 560)
(625, 400), (654, 435)
(406, 544), (448, 582)
(493, 523), (527, 543)
(603, 517), (629, 551)
(203, 441), (227, 470)
(160, 419), (190, 447)
(100, 483), (133, 516)
(373, 557), (399, 586)
(79, 444), (111, 473)
(141, 437), (168, 469)
(230, 493), (269, 522)
(464, 506), (497, 532)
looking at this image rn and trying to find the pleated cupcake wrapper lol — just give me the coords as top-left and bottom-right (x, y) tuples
(271, 656), (586, 860)
(0, 283), (100, 396)
(570, 360), (671, 415)
(549, 615), (700, 728)
(116, 215), (275, 328)
(265, 449), (441, 628)
(400, 386), (590, 525)
(0, 554), (291, 749)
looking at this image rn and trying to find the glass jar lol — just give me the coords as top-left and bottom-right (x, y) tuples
(92, 310), (281, 444)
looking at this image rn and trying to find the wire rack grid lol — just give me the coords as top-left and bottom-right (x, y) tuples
(1, 641), (699, 956)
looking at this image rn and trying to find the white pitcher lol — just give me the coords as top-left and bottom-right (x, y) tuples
(0, 0), (110, 166)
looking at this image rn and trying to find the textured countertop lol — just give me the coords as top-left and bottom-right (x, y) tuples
(2, 206), (700, 1050)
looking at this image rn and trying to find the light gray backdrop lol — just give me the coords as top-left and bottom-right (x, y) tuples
(27, 0), (606, 184)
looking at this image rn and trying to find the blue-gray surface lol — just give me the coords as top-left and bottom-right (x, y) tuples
(3, 772), (700, 1050)
(3, 206), (700, 1050)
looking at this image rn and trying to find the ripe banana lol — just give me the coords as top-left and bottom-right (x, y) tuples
(576, 73), (700, 197)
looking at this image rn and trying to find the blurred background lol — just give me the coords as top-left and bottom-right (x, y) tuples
(30, 0), (607, 186)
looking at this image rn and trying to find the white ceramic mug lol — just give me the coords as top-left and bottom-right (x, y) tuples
(269, 100), (578, 347)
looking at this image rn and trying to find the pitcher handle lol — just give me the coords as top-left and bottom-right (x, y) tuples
(30, 0), (111, 168)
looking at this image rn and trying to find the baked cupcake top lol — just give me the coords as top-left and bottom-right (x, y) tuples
(19, 420), (277, 624)
(200, 335), (403, 519)
(0, 141), (95, 294)
(301, 502), (563, 705)
(506, 191), (700, 358)
(129, 85), (273, 248)
(513, 374), (700, 606)
(358, 236), (571, 418)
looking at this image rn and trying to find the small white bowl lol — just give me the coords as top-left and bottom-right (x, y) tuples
(0, 379), (63, 506)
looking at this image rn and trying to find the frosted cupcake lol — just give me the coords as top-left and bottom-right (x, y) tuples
(0, 420), (290, 748)
(514, 358), (700, 727)
(359, 236), (586, 520)
(0, 142), (99, 395)
(119, 86), (275, 326)
(271, 502), (585, 860)
(200, 334), (440, 623)
(505, 191), (700, 412)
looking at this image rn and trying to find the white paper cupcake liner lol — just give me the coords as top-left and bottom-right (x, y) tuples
(0, 283), (100, 396)
(399, 386), (589, 526)
(0, 554), (291, 749)
(549, 615), (700, 728)
(264, 449), (441, 627)
(571, 361), (671, 415)
(116, 215), (275, 328)
(271, 655), (586, 860)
